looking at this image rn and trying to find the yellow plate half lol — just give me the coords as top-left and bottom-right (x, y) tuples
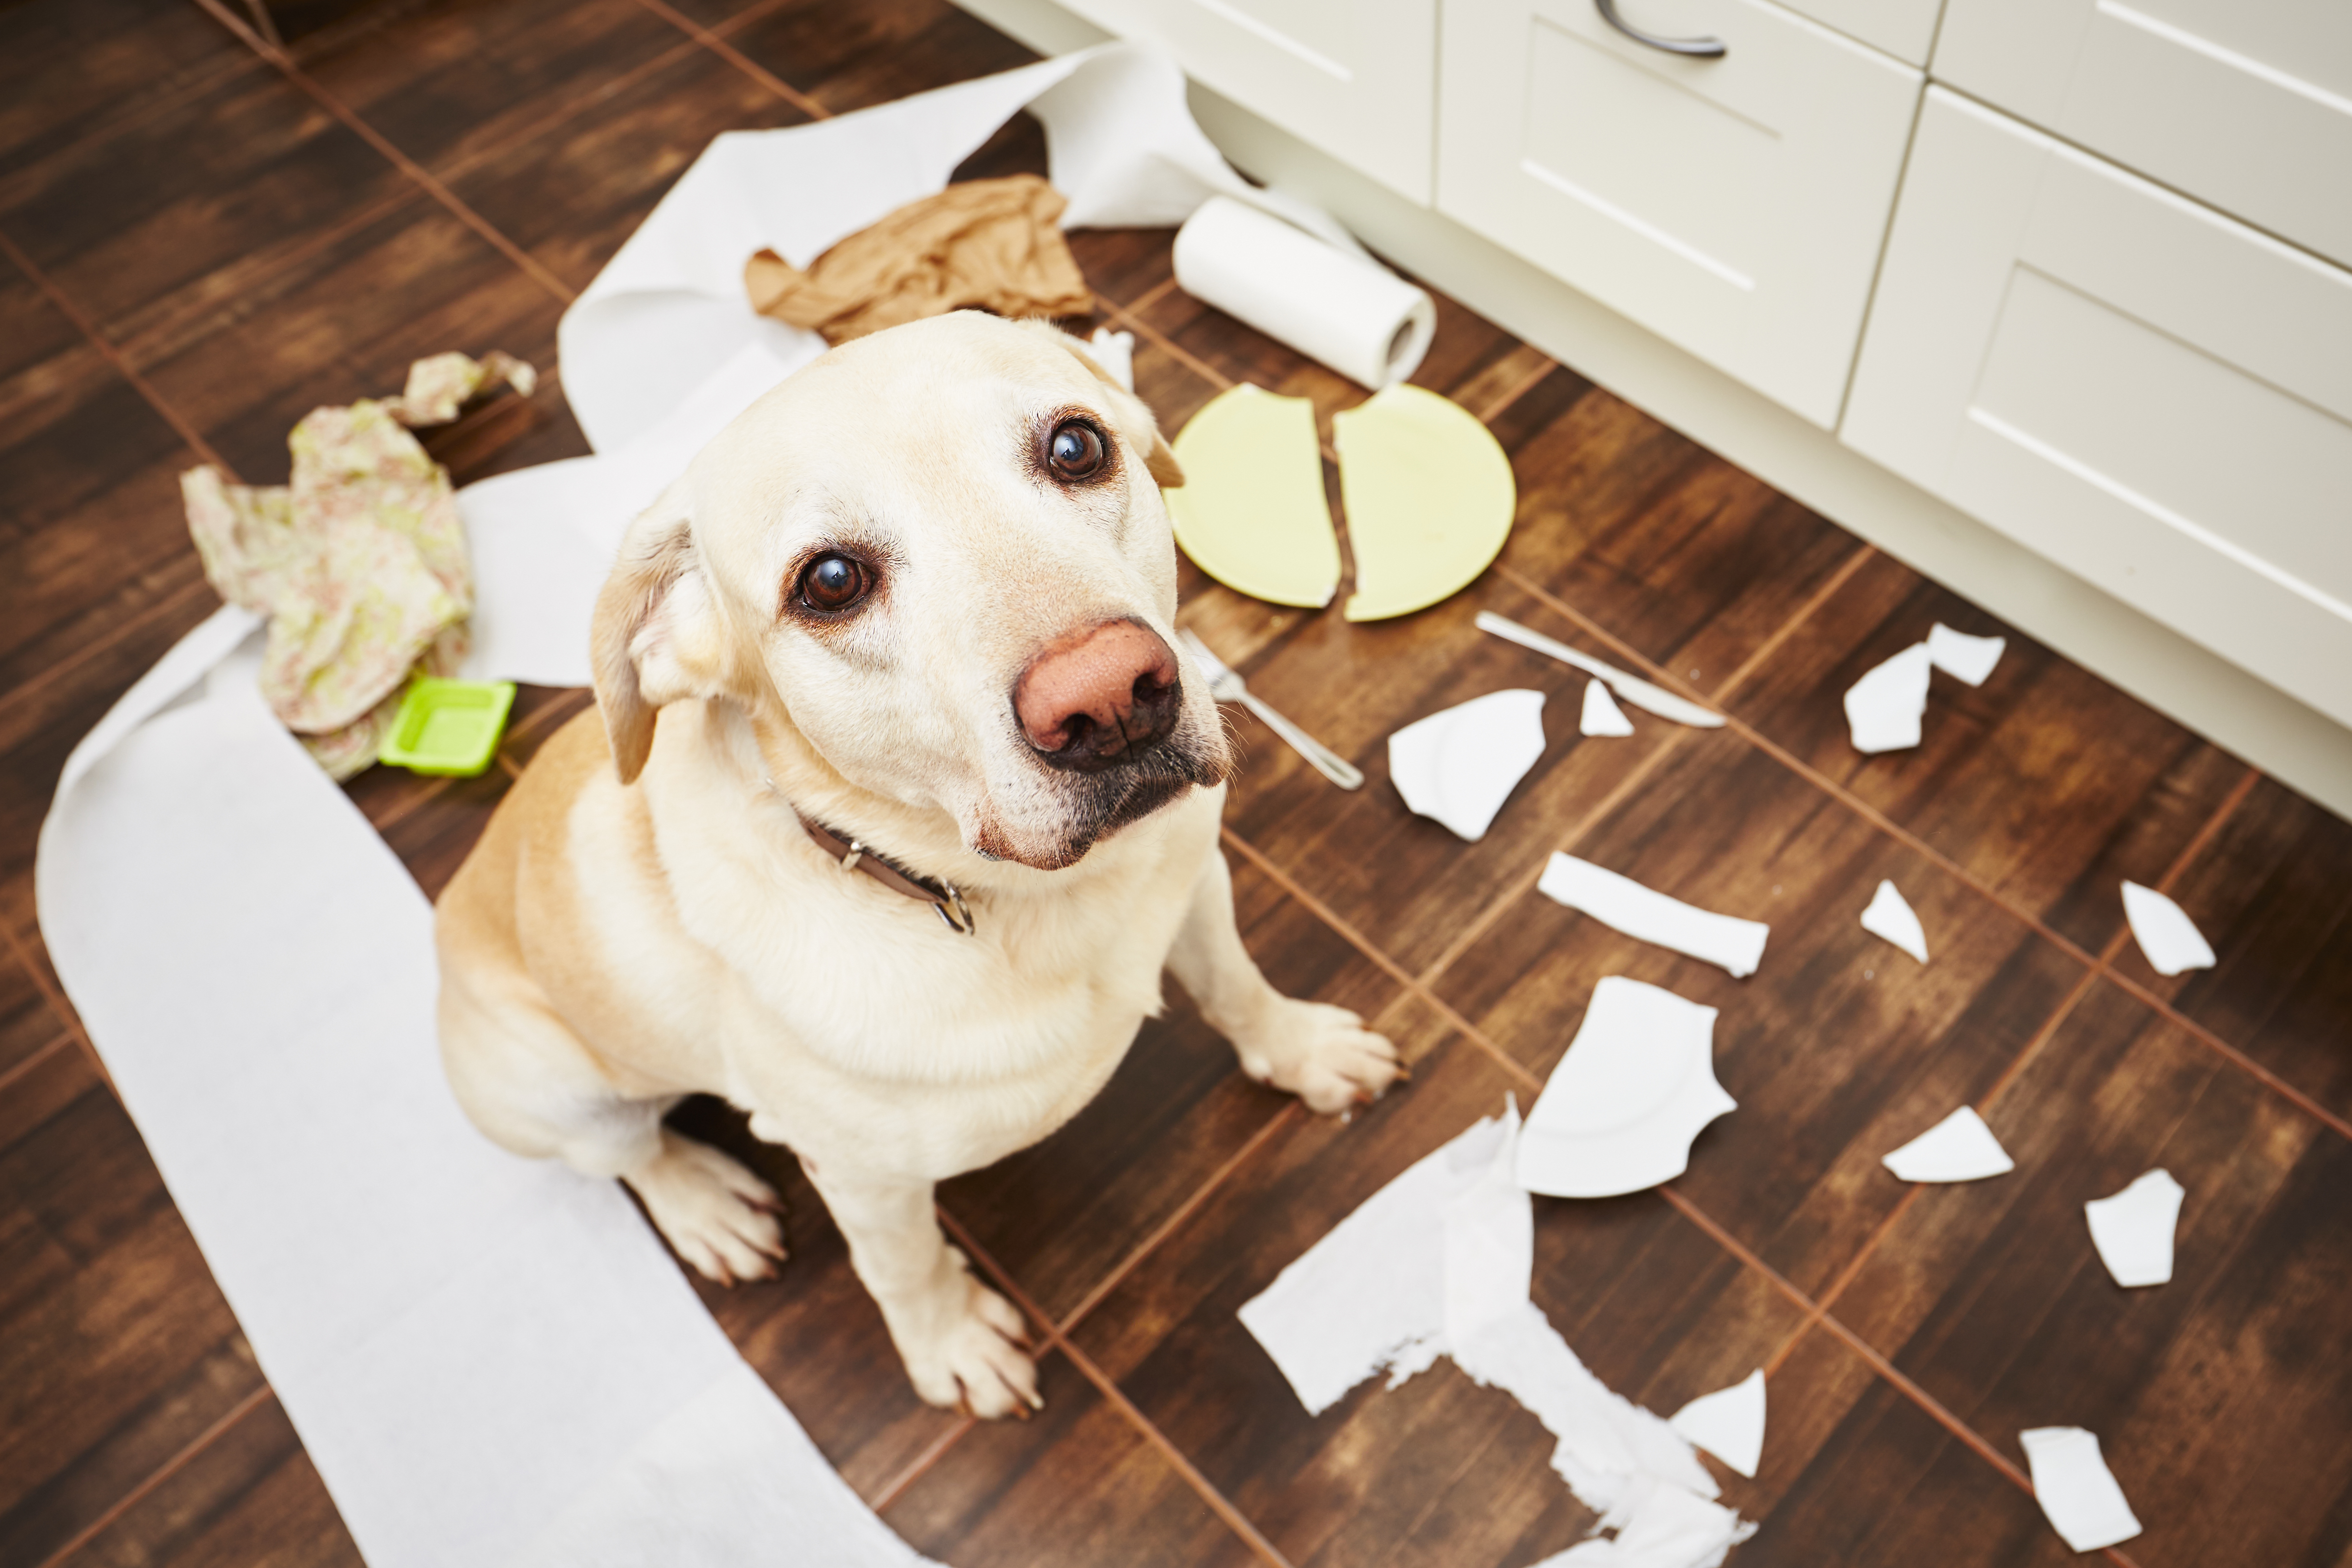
(1333, 384), (1516, 621)
(1164, 384), (1340, 610)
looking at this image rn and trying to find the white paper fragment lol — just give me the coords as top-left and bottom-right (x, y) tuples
(1843, 642), (1932, 753)
(2021, 1427), (2142, 1552)
(1882, 1106), (2014, 1183)
(1667, 1370), (1766, 1481)
(1538, 853), (1770, 979)
(1581, 678), (1635, 737)
(1387, 689), (1547, 842)
(1859, 879), (1928, 964)
(1927, 622), (2005, 686)
(1079, 326), (1135, 392)
(1240, 1108), (1754, 1565)
(2121, 882), (2216, 976)
(2084, 1169), (2184, 1288)
(1518, 978), (1737, 1199)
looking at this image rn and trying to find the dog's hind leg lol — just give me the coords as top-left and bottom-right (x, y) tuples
(1166, 846), (1403, 1114)
(792, 1158), (1040, 1418)
(437, 963), (787, 1286)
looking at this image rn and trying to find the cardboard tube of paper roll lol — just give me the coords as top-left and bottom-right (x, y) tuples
(1173, 196), (1436, 389)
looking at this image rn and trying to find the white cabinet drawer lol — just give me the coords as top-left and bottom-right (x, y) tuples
(1843, 89), (2352, 729)
(1775, 0), (1943, 65)
(1436, 0), (1921, 427)
(1059, 0), (1438, 202)
(1934, 0), (2352, 270)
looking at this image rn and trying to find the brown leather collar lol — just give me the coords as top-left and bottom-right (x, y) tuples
(793, 810), (977, 936)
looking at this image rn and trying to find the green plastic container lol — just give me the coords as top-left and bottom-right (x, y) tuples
(378, 677), (517, 777)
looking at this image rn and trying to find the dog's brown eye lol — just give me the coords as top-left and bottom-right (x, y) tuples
(1047, 419), (1107, 480)
(799, 552), (870, 613)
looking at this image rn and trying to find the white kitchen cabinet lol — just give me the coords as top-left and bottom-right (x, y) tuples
(1435, 0), (1921, 427)
(1055, 0), (1439, 202)
(1775, 0), (1943, 66)
(1843, 88), (2352, 729)
(1933, 0), (2352, 271)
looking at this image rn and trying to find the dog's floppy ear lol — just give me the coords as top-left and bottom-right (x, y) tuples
(591, 477), (732, 785)
(1018, 320), (1184, 489)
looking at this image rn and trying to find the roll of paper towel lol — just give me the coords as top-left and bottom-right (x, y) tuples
(1172, 196), (1436, 389)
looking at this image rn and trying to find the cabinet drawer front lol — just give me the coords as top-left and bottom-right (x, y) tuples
(1844, 89), (2352, 727)
(1935, 0), (2352, 269)
(1062, 0), (1438, 202)
(1775, 0), (1944, 65)
(1437, 0), (1921, 426)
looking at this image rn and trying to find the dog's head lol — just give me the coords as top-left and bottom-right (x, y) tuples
(590, 311), (1230, 870)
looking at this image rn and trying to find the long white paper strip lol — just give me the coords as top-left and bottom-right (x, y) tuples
(2120, 882), (2216, 976)
(37, 41), (1324, 1561)
(1926, 623), (2004, 686)
(1388, 689), (1548, 842)
(2084, 1169), (2183, 1288)
(1881, 1106), (2014, 1183)
(1239, 1111), (1753, 1566)
(1518, 978), (1735, 1200)
(1667, 1370), (1766, 1481)
(1538, 854), (1770, 979)
(1581, 679), (1634, 737)
(1843, 642), (1931, 754)
(2020, 1427), (2142, 1552)
(1858, 879), (1928, 964)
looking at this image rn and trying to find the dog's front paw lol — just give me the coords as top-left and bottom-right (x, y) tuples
(899, 1253), (1042, 1419)
(1240, 999), (1404, 1116)
(625, 1131), (788, 1287)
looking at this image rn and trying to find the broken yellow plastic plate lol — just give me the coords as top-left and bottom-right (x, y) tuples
(1164, 383), (1340, 609)
(378, 676), (517, 777)
(1334, 384), (1516, 621)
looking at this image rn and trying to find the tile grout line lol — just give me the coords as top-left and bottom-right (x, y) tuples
(0, 921), (107, 1090)
(1051, 1101), (1303, 1336)
(0, 229), (238, 477)
(868, 1414), (978, 1514)
(0, 571), (216, 734)
(939, 1195), (1294, 1565)
(627, 0), (833, 121)
(188, 0), (578, 306)
(1471, 353), (1562, 425)
(1706, 544), (1878, 703)
(34, 1384), (272, 1568)
(0, 1033), (74, 1103)
(1058, 1337), (1299, 1568)
(1103, 297), (1237, 394)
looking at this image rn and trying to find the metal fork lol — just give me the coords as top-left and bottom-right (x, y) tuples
(1176, 629), (1364, 790)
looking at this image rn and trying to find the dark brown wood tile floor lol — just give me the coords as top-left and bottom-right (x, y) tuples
(2, 2), (2346, 1564)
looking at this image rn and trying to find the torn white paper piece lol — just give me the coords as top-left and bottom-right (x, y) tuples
(1538, 853), (1770, 979)
(1581, 678), (1635, 737)
(1859, 879), (1928, 964)
(2121, 881), (2216, 976)
(1086, 326), (1135, 393)
(1387, 689), (1547, 842)
(2021, 1426), (2142, 1553)
(1843, 642), (1932, 753)
(1882, 1106), (2014, 1183)
(1668, 1370), (1766, 1481)
(2084, 1169), (2183, 1288)
(1927, 622), (2005, 686)
(1518, 977), (1736, 1200)
(1239, 1109), (1754, 1563)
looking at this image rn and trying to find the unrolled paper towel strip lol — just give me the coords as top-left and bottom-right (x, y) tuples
(1173, 196), (1436, 390)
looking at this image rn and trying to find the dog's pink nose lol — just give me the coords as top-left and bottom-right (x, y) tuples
(1013, 618), (1183, 772)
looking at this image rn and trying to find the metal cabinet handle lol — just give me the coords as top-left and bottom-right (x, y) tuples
(1594, 0), (1727, 57)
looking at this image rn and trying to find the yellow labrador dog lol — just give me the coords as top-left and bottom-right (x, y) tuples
(435, 312), (1400, 1418)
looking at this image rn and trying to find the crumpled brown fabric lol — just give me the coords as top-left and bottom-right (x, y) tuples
(745, 174), (1093, 344)
(181, 351), (535, 779)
